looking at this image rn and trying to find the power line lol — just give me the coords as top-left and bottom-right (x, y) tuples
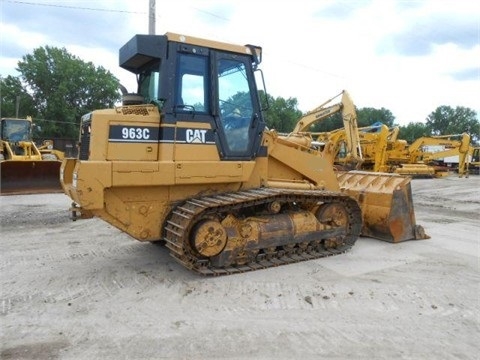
(32, 118), (79, 126)
(191, 6), (230, 22)
(2, 0), (344, 83)
(1, 0), (146, 14)
(3, 0), (231, 21)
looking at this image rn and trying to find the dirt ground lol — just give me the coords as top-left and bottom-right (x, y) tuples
(0, 175), (479, 360)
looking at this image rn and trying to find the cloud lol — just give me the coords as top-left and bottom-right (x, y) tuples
(0, 24), (42, 59)
(378, 13), (479, 56)
(0, 0), (144, 56)
(0, 0), (148, 87)
(1, 0), (479, 125)
(313, 1), (369, 20)
(449, 67), (480, 82)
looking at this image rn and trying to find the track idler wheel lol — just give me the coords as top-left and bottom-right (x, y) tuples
(316, 202), (349, 227)
(191, 219), (227, 257)
(316, 202), (350, 249)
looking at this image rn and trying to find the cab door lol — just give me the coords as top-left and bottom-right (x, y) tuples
(213, 53), (265, 160)
(164, 44), (265, 162)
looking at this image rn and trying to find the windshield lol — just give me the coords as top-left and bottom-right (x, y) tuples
(218, 59), (254, 152)
(1, 119), (31, 141)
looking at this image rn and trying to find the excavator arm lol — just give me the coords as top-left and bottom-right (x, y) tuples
(292, 90), (363, 168)
(418, 133), (471, 176)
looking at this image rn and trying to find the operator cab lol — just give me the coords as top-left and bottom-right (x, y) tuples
(119, 33), (266, 160)
(1, 119), (31, 142)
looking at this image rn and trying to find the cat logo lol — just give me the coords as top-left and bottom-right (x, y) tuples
(186, 129), (207, 143)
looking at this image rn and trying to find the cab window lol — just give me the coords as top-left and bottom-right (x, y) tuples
(177, 53), (209, 113)
(138, 61), (160, 103)
(218, 59), (253, 152)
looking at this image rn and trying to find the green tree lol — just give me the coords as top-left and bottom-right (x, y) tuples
(398, 122), (429, 143)
(357, 107), (395, 128)
(309, 106), (395, 133)
(261, 91), (302, 132)
(0, 75), (36, 118)
(426, 106), (479, 143)
(308, 112), (343, 133)
(221, 91), (252, 116)
(16, 46), (121, 138)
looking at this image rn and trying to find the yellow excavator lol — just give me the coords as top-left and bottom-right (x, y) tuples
(470, 146), (480, 174)
(1, 117), (64, 194)
(61, 32), (428, 275)
(391, 133), (472, 177)
(321, 120), (473, 178)
(291, 90), (363, 170)
(355, 127), (472, 177)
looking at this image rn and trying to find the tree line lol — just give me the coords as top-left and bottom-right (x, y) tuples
(1, 46), (478, 144)
(1, 46), (120, 139)
(262, 93), (479, 144)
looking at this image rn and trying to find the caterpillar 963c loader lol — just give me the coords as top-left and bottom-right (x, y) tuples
(61, 33), (428, 275)
(1, 117), (64, 195)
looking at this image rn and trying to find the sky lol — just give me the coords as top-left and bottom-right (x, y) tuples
(0, 0), (479, 125)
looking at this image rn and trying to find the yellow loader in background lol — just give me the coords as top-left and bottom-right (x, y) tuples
(1, 117), (64, 195)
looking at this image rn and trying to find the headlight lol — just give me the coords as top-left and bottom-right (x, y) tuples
(73, 172), (78, 188)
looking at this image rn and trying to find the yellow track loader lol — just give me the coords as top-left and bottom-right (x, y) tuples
(61, 32), (428, 275)
(1, 117), (64, 195)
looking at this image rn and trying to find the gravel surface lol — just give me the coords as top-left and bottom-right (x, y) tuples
(1, 175), (479, 360)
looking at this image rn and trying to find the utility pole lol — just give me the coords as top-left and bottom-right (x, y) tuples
(15, 95), (20, 118)
(0, 75), (2, 118)
(148, 0), (156, 35)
